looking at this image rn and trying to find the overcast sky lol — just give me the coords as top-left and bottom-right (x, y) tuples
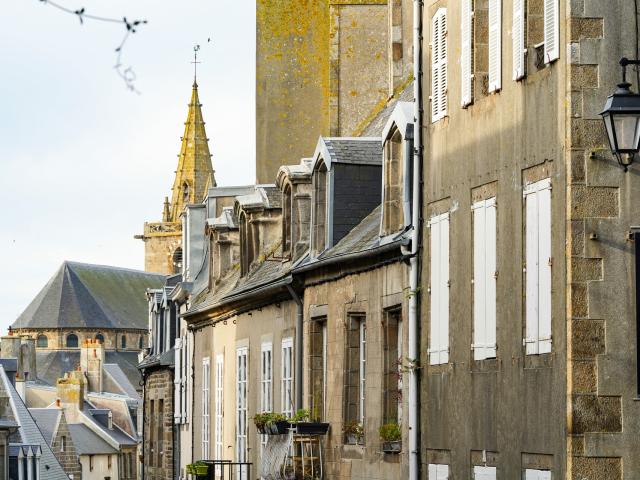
(0, 1), (256, 333)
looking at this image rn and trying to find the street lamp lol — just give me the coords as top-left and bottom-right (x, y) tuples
(600, 58), (640, 171)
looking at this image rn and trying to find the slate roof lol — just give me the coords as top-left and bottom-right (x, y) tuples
(361, 83), (414, 137)
(82, 403), (138, 446)
(103, 364), (140, 399)
(138, 348), (175, 370)
(28, 408), (60, 446)
(68, 423), (118, 455)
(318, 138), (382, 166)
(12, 261), (165, 330)
(0, 366), (68, 480)
(37, 350), (142, 390)
(319, 205), (384, 258)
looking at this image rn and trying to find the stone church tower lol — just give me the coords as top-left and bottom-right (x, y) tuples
(137, 80), (216, 274)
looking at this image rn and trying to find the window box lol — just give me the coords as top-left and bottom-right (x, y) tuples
(382, 441), (402, 453)
(268, 420), (291, 435)
(294, 422), (330, 435)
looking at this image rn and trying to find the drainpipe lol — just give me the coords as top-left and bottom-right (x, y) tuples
(286, 284), (304, 411)
(409, 1), (423, 479)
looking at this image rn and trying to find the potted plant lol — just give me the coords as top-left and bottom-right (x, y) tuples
(266, 413), (290, 435)
(379, 422), (402, 453)
(253, 412), (271, 434)
(186, 461), (210, 476)
(343, 420), (364, 445)
(289, 408), (330, 435)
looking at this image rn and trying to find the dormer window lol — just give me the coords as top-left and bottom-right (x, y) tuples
(240, 212), (255, 275)
(313, 161), (328, 255)
(172, 247), (183, 274)
(282, 184), (292, 257)
(382, 128), (404, 235)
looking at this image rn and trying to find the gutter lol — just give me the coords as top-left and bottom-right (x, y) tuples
(407, 2), (423, 479)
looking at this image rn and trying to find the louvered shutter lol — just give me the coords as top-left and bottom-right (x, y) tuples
(431, 9), (448, 122)
(485, 199), (497, 358)
(472, 201), (487, 360)
(544, 0), (559, 63)
(429, 213), (450, 365)
(537, 183), (552, 353)
(461, 0), (473, 107)
(473, 466), (497, 479)
(174, 338), (183, 423)
(524, 179), (552, 355)
(488, 0), (502, 92)
(512, 0), (525, 80)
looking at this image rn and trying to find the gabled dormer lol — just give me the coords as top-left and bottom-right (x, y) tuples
(276, 159), (313, 262)
(310, 137), (383, 257)
(234, 186), (282, 276)
(380, 101), (414, 239)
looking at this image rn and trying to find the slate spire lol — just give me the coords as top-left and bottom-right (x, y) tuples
(168, 82), (216, 222)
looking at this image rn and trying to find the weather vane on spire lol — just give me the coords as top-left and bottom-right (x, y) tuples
(192, 44), (201, 84)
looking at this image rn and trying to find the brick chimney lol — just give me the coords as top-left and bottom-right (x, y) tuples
(56, 371), (85, 421)
(80, 338), (104, 393)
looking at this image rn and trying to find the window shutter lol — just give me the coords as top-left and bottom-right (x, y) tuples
(524, 178), (552, 355)
(461, 0), (473, 107)
(512, 0), (525, 80)
(432, 9), (448, 122)
(473, 466), (497, 479)
(429, 213), (450, 365)
(429, 464), (450, 480)
(174, 338), (182, 423)
(538, 183), (552, 353)
(488, 0), (502, 92)
(544, 0), (559, 63)
(472, 201), (487, 360)
(485, 199), (497, 358)
(525, 469), (552, 480)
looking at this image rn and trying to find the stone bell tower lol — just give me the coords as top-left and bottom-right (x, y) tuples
(136, 76), (216, 274)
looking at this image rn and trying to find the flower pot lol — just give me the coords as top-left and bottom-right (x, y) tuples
(256, 424), (268, 435)
(382, 440), (402, 453)
(294, 422), (330, 435)
(194, 464), (209, 475)
(268, 420), (291, 435)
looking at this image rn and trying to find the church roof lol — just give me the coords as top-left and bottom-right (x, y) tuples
(169, 82), (216, 222)
(12, 261), (165, 331)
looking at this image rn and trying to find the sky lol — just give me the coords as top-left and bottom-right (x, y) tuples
(0, 1), (256, 333)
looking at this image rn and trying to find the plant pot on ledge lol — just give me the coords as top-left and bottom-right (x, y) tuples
(268, 420), (291, 435)
(382, 440), (402, 453)
(294, 422), (330, 435)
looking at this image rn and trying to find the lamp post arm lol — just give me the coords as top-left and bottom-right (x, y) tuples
(620, 58), (640, 85)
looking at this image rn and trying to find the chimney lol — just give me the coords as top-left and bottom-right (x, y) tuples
(1, 336), (22, 374)
(20, 337), (37, 381)
(14, 373), (25, 401)
(80, 339), (104, 393)
(56, 372), (85, 421)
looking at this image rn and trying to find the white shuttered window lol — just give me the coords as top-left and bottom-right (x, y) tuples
(525, 469), (552, 480)
(428, 464), (450, 480)
(461, 0), (473, 107)
(174, 338), (182, 423)
(429, 212), (450, 365)
(524, 178), (552, 355)
(512, 0), (526, 80)
(488, 0), (502, 92)
(474, 466), (497, 479)
(202, 357), (210, 459)
(472, 198), (497, 360)
(214, 354), (224, 466)
(544, 0), (559, 63)
(431, 8), (448, 122)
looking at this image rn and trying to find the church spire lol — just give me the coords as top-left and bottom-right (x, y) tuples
(168, 79), (216, 222)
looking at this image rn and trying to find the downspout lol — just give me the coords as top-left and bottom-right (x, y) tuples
(286, 284), (304, 411)
(409, 1), (423, 479)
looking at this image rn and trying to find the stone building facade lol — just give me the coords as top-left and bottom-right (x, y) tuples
(142, 368), (174, 480)
(48, 409), (83, 479)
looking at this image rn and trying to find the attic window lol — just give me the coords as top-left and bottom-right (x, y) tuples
(382, 128), (404, 235)
(282, 184), (292, 256)
(66, 334), (78, 348)
(313, 161), (328, 255)
(36, 335), (48, 348)
(172, 247), (183, 274)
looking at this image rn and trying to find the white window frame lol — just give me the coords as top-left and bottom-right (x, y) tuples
(260, 342), (273, 448)
(525, 468), (552, 480)
(182, 333), (190, 423)
(544, 0), (559, 63)
(215, 354), (224, 466)
(474, 465), (497, 479)
(460, 0), (473, 107)
(428, 212), (450, 365)
(472, 197), (497, 360)
(202, 357), (210, 459)
(236, 347), (249, 470)
(431, 8), (448, 122)
(281, 338), (294, 418)
(174, 338), (183, 424)
(428, 463), (450, 480)
(512, 0), (526, 80)
(488, 0), (502, 92)
(524, 178), (552, 355)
